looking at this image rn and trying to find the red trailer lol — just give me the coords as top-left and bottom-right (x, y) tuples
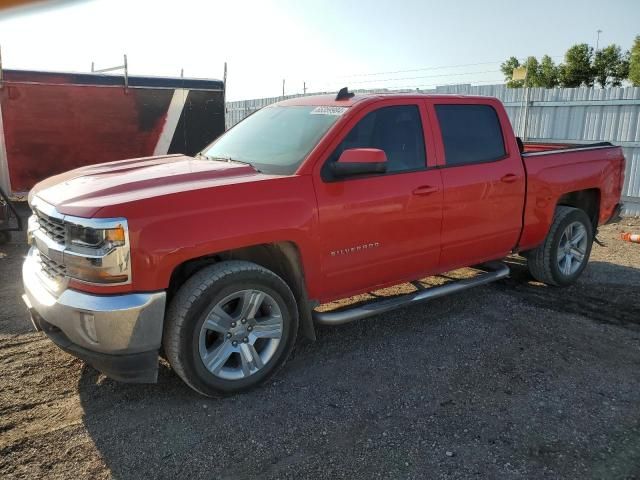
(0, 68), (225, 197)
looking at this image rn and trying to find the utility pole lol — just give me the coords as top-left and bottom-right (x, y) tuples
(282, 79), (285, 97)
(596, 29), (603, 52)
(303, 81), (307, 95)
(522, 65), (531, 141)
(223, 62), (227, 105)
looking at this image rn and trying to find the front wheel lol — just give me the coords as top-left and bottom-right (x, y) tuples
(163, 261), (299, 396)
(526, 206), (593, 286)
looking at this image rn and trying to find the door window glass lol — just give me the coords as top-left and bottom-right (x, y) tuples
(325, 105), (426, 177)
(435, 104), (506, 166)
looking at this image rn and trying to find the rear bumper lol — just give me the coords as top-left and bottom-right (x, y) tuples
(604, 203), (623, 225)
(22, 248), (166, 383)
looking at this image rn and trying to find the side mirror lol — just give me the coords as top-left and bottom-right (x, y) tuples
(330, 148), (387, 177)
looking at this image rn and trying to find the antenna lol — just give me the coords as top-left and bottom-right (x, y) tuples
(335, 87), (354, 101)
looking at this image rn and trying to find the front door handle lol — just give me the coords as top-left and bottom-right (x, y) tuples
(412, 185), (439, 196)
(500, 173), (518, 183)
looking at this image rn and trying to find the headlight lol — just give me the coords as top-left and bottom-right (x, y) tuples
(29, 197), (132, 286)
(64, 220), (131, 285)
(67, 224), (126, 254)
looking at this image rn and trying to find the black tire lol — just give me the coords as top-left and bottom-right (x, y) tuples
(163, 261), (299, 396)
(527, 206), (593, 286)
(0, 231), (9, 245)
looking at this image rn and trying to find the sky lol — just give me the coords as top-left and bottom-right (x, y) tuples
(0, 0), (639, 101)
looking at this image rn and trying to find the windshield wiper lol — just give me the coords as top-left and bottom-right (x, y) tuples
(196, 153), (260, 172)
(195, 152), (219, 161)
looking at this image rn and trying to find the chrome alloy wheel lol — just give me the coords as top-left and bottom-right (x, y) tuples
(557, 221), (588, 276)
(198, 289), (283, 380)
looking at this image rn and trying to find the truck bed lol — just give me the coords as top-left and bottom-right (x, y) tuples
(523, 141), (614, 154)
(518, 142), (625, 251)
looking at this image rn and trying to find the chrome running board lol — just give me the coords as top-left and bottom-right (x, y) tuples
(312, 262), (510, 326)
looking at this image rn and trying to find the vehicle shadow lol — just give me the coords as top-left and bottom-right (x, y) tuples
(76, 339), (397, 479)
(76, 257), (640, 479)
(500, 256), (640, 329)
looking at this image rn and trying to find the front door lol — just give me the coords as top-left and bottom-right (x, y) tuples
(312, 100), (443, 301)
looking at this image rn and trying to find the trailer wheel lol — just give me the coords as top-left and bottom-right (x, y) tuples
(527, 206), (593, 286)
(163, 261), (298, 396)
(0, 231), (10, 245)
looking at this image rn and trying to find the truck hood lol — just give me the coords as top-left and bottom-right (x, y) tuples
(31, 154), (265, 217)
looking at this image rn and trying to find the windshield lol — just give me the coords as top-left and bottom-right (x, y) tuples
(202, 105), (345, 175)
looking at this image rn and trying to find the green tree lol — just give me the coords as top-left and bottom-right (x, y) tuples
(559, 43), (594, 87)
(537, 55), (559, 88)
(501, 56), (523, 88)
(629, 35), (640, 86)
(523, 56), (541, 86)
(593, 44), (629, 87)
(501, 56), (544, 88)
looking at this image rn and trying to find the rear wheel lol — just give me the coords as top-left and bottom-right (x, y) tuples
(0, 231), (9, 245)
(164, 261), (298, 396)
(526, 206), (593, 286)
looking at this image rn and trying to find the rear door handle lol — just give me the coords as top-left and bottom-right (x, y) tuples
(412, 185), (439, 196)
(500, 173), (518, 183)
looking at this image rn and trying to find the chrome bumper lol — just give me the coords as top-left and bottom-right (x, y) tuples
(22, 247), (166, 382)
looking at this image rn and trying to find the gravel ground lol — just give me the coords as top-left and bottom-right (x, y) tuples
(1, 219), (640, 479)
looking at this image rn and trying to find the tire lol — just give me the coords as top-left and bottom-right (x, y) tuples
(163, 261), (299, 396)
(527, 206), (593, 286)
(0, 231), (9, 245)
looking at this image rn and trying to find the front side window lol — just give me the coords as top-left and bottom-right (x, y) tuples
(324, 105), (427, 177)
(203, 106), (343, 175)
(434, 104), (506, 166)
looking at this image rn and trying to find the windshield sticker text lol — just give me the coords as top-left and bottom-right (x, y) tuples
(311, 106), (348, 116)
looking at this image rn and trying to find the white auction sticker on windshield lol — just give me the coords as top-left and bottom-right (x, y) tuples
(310, 106), (348, 116)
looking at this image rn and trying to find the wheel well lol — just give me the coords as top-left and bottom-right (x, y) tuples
(167, 242), (316, 341)
(557, 189), (600, 228)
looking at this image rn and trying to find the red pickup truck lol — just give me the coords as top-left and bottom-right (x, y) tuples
(22, 89), (625, 396)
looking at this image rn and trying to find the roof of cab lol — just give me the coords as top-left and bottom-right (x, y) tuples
(275, 92), (498, 108)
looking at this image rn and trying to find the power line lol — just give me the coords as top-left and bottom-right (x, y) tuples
(310, 69), (503, 93)
(336, 60), (503, 78)
(293, 53), (570, 95)
(299, 78), (506, 97)
(334, 55), (564, 79)
(364, 78), (507, 91)
(342, 69), (502, 86)
(289, 55), (567, 95)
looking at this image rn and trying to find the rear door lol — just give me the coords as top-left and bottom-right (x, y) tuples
(427, 99), (525, 271)
(312, 99), (443, 301)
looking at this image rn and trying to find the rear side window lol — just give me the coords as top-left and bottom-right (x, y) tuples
(435, 104), (506, 166)
(325, 105), (426, 176)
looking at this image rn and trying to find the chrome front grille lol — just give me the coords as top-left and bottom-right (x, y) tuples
(36, 251), (67, 280)
(35, 209), (66, 244)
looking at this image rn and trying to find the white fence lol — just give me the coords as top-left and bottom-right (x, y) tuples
(226, 85), (640, 215)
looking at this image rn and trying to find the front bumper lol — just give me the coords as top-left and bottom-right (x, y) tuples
(22, 248), (166, 383)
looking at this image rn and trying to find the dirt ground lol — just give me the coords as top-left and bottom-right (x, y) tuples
(1, 219), (640, 479)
